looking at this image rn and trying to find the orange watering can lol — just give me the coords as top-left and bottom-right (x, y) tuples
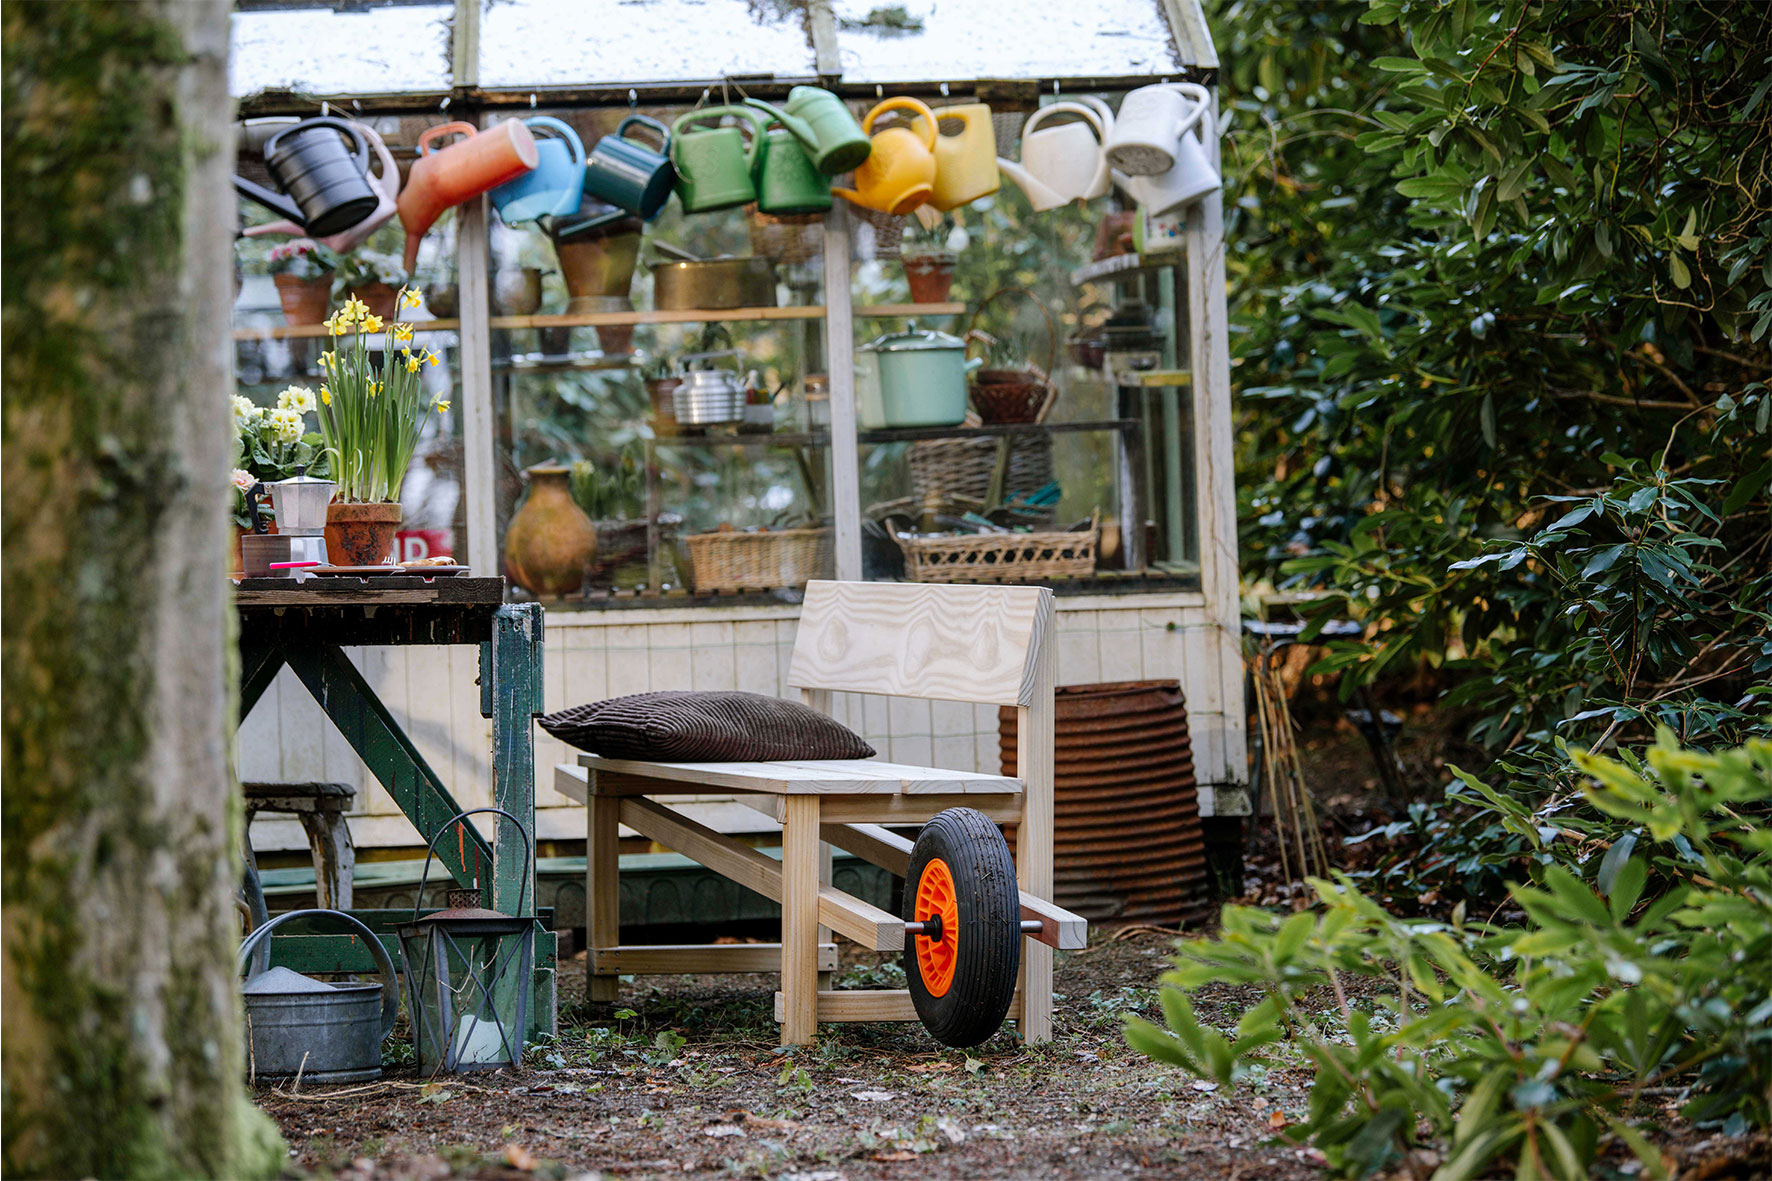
(832, 97), (937, 216)
(397, 119), (539, 272)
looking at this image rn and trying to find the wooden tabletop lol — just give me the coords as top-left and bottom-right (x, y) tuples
(232, 575), (505, 608)
(233, 576), (508, 647)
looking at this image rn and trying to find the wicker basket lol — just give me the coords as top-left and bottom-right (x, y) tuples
(683, 527), (833, 592)
(900, 514), (1099, 584)
(908, 433), (1056, 519)
(748, 207), (825, 264)
(967, 287), (1059, 424)
(589, 516), (680, 588)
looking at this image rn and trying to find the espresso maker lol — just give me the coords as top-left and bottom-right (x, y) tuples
(241, 469), (334, 575)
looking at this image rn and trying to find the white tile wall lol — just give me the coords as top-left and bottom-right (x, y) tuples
(239, 594), (1249, 853)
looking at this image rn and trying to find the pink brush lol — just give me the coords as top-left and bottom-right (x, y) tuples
(267, 560), (323, 569)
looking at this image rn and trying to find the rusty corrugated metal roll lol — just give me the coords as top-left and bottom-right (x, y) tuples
(1000, 680), (1210, 929)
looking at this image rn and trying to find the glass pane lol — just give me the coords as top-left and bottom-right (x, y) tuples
(485, 107), (829, 607)
(232, 117), (466, 565)
(854, 90), (1198, 590)
(230, 3), (454, 98)
(832, 0), (1181, 84)
(479, 1), (819, 90)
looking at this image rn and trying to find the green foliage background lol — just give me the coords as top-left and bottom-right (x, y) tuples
(1217, 0), (1771, 753)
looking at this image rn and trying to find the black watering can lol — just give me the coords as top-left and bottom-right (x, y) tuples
(234, 116), (378, 238)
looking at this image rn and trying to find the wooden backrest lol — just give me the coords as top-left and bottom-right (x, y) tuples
(787, 580), (1054, 707)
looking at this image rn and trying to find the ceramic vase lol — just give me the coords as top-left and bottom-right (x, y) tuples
(325, 501), (403, 565)
(503, 465), (596, 598)
(273, 273), (332, 324)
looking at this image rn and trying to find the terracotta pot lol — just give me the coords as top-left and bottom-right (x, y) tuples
(555, 229), (641, 306)
(344, 282), (400, 320)
(325, 501), (403, 565)
(900, 250), (956, 304)
(503, 465), (596, 598)
(273, 272), (332, 324)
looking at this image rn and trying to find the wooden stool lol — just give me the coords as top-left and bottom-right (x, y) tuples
(556, 581), (1087, 1047)
(243, 781), (356, 909)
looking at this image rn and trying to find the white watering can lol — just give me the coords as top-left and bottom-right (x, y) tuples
(995, 100), (1114, 211)
(245, 121), (402, 254)
(1106, 83), (1219, 214)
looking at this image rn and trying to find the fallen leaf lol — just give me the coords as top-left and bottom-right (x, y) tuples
(1268, 1111), (1288, 1130)
(503, 1143), (537, 1171)
(851, 1090), (897, 1102)
(963, 1057), (986, 1074)
(741, 1112), (801, 1132)
(936, 1117), (966, 1145)
(905, 1062), (955, 1074)
(872, 1151), (916, 1162)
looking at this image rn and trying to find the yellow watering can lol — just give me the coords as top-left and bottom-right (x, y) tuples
(832, 97), (937, 216)
(911, 102), (999, 212)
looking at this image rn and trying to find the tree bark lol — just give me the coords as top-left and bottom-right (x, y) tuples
(2, 3), (282, 1177)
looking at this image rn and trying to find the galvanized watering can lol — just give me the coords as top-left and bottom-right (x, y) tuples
(238, 909), (399, 1084)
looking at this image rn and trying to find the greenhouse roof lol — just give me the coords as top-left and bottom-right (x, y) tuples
(231, 0), (1215, 114)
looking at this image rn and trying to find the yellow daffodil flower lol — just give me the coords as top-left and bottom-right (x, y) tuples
(400, 287), (422, 309)
(362, 314), (383, 335)
(394, 323), (413, 342)
(371, 380), (383, 396)
(433, 399), (451, 413)
(424, 349), (441, 367)
(320, 386), (331, 405)
(319, 350), (336, 370)
(341, 297), (368, 322)
(328, 316), (349, 337)
(405, 355), (420, 373)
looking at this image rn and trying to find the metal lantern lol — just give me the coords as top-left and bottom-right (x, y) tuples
(397, 808), (534, 1075)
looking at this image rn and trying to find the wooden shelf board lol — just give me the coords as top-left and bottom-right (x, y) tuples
(235, 303), (964, 341)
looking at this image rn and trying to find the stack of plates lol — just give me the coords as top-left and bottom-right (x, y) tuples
(1000, 680), (1209, 929)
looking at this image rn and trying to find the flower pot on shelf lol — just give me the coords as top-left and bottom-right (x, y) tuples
(345, 282), (400, 320)
(900, 250), (957, 304)
(325, 501), (403, 566)
(273, 273), (333, 324)
(503, 464), (597, 599)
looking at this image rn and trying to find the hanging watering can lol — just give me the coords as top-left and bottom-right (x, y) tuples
(490, 116), (586, 226)
(743, 88), (871, 175)
(910, 102), (999, 212)
(1105, 83), (1217, 183)
(398, 119), (539, 271)
(235, 117), (380, 239)
(752, 118), (833, 215)
(238, 909), (399, 1084)
(583, 115), (677, 219)
(996, 101), (1113, 211)
(243, 121), (402, 253)
(670, 106), (767, 214)
(832, 97), (937, 216)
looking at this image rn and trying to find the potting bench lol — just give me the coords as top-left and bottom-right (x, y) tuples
(233, 575), (555, 1033)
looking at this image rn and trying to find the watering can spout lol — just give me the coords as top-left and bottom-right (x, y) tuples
(234, 175), (305, 227)
(995, 157), (1066, 210)
(745, 99), (817, 154)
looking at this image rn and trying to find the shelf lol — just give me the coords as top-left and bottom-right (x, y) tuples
(233, 303), (966, 342)
(645, 419), (1138, 448)
(1124, 370), (1191, 388)
(1070, 251), (1183, 287)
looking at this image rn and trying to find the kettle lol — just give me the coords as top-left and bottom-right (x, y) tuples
(832, 97), (938, 216)
(996, 101), (1112, 211)
(235, 117), (379, 238)
(673, 350), (753, 426)
(243, 121), (401, 254)
(264, 469), (336, 536)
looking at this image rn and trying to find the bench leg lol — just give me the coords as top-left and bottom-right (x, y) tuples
(306, 807), (355, 910)
(587, 787), (621, 1003)
(1016, 682), (1056, 1044)
(780, 795), (821, 1046)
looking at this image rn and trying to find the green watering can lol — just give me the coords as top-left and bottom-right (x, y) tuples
(670, 106), (766, 213)
(744, 88), (872, 176)
(753, 119), (833, 215)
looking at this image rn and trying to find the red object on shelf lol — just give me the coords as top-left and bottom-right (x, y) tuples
(393, 529), (452, 564)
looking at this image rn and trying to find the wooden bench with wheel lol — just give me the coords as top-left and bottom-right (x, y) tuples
(553, 579), (1087, 1047)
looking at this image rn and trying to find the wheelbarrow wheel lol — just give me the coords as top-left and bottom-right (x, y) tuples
(902, 807), (1021, 1047)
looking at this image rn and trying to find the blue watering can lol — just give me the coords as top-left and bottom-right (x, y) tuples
(491, 116), (586, 225)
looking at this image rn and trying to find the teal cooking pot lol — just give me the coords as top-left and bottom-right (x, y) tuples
(862, 324), (982, 428)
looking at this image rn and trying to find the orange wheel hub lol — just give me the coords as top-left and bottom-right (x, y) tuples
(913, 858), (961, 997)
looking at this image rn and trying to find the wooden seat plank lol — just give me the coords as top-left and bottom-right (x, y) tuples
(577, 753), (1021, 796)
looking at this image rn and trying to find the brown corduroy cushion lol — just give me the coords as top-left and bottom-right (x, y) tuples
(540, 691), (875, 762)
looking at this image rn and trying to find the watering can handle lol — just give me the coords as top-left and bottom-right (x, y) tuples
(412, 807), (535, 922)
(264, 116), (369, 173)
(864, 97), (937, 151)
(417, 120), (480, 156)
(524, 115), (586, 170)
(1168, 83), (1214, 141)
(237, 908), (400, 1041)
(617, 114), (671, 154)
(1021, 101), (1106, 142)
(743, 99), (815, 151)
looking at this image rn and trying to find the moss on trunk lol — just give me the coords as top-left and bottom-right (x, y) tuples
(1, 3), (282, 1177)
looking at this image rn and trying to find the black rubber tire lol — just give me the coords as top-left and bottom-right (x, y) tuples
(902, 807), (1021, 1047)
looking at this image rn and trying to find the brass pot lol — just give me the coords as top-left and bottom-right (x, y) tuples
(650, 257), (777, 311)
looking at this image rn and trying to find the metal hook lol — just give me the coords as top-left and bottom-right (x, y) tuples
(629, 88), (638, 110)
(940, 81), (949, 98)
(440, 95), (451, 111)
(529, 92), (537, 108)
(876, 84), (884, 98)
(321, 100), (329, 116)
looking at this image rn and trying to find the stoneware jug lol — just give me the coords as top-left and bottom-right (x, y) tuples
(244, 120), (401, 253)
(503, 464), (597, 599)
(490, 116), (586, 225)
(671, 106), (767, 213)
(743, 88), (871, 175)
(996, 101), (1111, 211)
(831, 97), (937, 216)
(1105, 82), (1213, 178)
(398, 119), (539, 271)
(235, 116), (378, 238)
(911, 102), (999, 212)
(753, 119), (833, 215)
(583, 115), (676, 219)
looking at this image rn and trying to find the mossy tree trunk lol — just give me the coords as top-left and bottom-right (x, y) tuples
(2, 3), (282, 1177)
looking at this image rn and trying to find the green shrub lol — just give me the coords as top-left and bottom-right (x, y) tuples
(1127, 735), (1772, 1178)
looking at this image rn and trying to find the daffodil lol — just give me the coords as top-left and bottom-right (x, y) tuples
(394, 323), (413, 342)
(326, 314), (349, 337)
(362, 314), (384, 335)
(320, 386), (331, 406)
(370, 380), (383, 397)
(405, 354), (421, 373)
(340, 296), (368, 322)
(319, 350), (336, 371)
(433, 399), (451, 413)
(400, 287), (422, 310)
(424, 349), (441, 367)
